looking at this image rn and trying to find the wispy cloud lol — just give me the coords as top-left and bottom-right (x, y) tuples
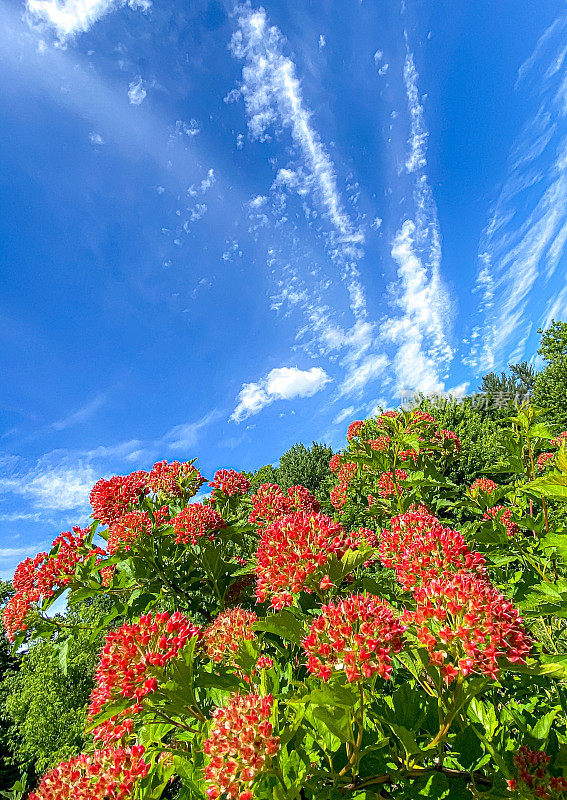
(26, 0), (151, 39)
(128, 75), (147, 105)
(164, 411), (220, 452)
(51, 393), (107, 431)
(468, 13), (567, 370)
(230, 4), (367, 319)
(231, 366), (331, 422)
(380, 37), (453, 396)
(0, 457), (97, 512)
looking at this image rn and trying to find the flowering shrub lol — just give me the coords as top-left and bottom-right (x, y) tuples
(5, 402), (567, 800)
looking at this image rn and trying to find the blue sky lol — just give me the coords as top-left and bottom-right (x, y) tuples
(0, 0), (566, 578)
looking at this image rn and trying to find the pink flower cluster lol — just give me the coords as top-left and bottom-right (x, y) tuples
(483, 505), (520, 537)
(508, 746), (567, 799)
(202, 608), (258, 664)
(537, 452), (555, 472)
(248, 484), (319, 530)
(330, 462), (357, 510)
(210, 469), (251, 497)
(347, 420), (364, 440)
(551, 431), (567, 448)
(204, 693), (280, 800)
(376, 470), (408, 498)
(2, 527), (104, 641)
(29, 746), (149, 800)
(378, 510), (486, 590)
(302, 594), (404, 683)
(88, 612), (201, 745)
(470, 478), (497, 494)
(107, 511), (152, 555)
(254, 511), (358, 609)
(407, 571), (530, 683)
(171, 504), (226, 545)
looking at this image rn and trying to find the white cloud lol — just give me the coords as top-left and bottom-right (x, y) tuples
(333, 406), (355, 425)
(380, 37), (453, 397)
(164, 411), (218, 451)
(26, 0), (150, 39)
(318, 34), (326, 49)
(128, 76), (147, 105)
(231, 366), (331, 422)
(373, 50), (383, 63)
(469, 13), (567, 370)
(52, 393), (107, 431)
(230, 5), (367, 318)
(89, 131), (105, 145)
(0, 461), (97, 511)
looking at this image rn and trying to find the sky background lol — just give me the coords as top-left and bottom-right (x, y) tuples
(0, 0), (566, 579)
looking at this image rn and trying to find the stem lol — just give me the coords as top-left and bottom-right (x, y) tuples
(339, 684), (365, 777)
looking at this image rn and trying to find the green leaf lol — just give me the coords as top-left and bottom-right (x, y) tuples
(255, 609), (305, 644)
(55, 638), (69, 677)
(309, 704), (352, 742)
(530, 707), (560, 740)
(520, 474), (567, 501)
(305, 681), (358, 709)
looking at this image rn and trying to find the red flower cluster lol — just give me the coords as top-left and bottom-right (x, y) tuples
(379, 511), (486, 590)
(171, 504), (226, 545)
(107, 511), (152, 555)
(436, 429), (462, 452)
(508, 746), (567, 798)
(551, 431), (567, 448)
(347, 420), (364, 440)
(329, 454), (342, 473)
(203, 693), (280, 800)
(537, 452), (555, 472)
(90, 471), (148, 524)
(3, 527), (103, 641)
(330, 462), (357, 510)
(29, 746), (149, 800)
(406, 411), (436, 428)
(369, 436), (390, 451)
(88, 612), (200, 745)
(303, 594), (404, 683)
(248, 484), (319, 530)
(210, 469), (251, 497)
(406, 571), (530, 683)
(254, 512), (357, 609)
(376, 411), (399, 427)
(483, 505), (520, 537)
(147, 460), (205, 498)
(470, 478), (497, 494)
(377, 470), (408, 497)
(202, 608), (258, 664)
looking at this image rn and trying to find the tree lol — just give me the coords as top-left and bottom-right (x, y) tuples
(275, 442), (334, 498)
(533, 320), (567, 429)
(0, 599), (109, 779)
(0, 582), (19, 791)
(480, 360), (535, 399)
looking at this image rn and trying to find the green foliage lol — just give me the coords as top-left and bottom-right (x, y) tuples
(533, 321), (567, 429)
(0, 599), (107, 778)
(275, 441), (334, 498)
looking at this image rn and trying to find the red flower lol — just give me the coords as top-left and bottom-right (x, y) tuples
(551, 431), (567, 448)
(90, 471), (149, 524)
(147, 460), (205, 498)
(508, 746), (567, 799)
(2, 527), (103, 641)
(210, 469), (251, 497)
(377, 470), (408, 497)
(406, 571), (530, 683)
(29, 746), (149, 800)
(347, 420), (364, 440)
(248, 484), (319, 531)
(470, 478), (497, 494)
(88, 612), (200, 745)
(329, 454), (342, 473)
(330, 462), (357, 509)
(435, 429), (462, 452)
(537, 452), (555, 472)
(254, 512), (357, 608)
(203, 693), (280, 800)
(369, 436), (390, 451)
(107, 511), (152, 555)
(302, 594), (404, 683)
(171, 504), (226, 545)
(379, 510), (486, 590)
(483, 505), (520, 537)
(202, 608), (258, 664)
